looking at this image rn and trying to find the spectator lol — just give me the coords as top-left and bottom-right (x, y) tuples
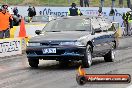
(98, 7), (102, 16)
(13, 7), (18, 16)
(79, 9), (83, 16)
(39, 11), (42, 15)
(100, 0), (104, 7)
(27, 6), (34, 22)
(68, 0), (70, 3)
(13, 14), (21, 26)
(0, 5), (13, 39)
(121, 12), (125, 28)
(12, 7), (21, 26)
(119, 0), (123, 7)
(32, 6), (36, 16)
(122, 12), (127, 35)
(80, 0), (83, 7)
(111, 0), (115, 9)
(27, 6), (33, 17)
(84, 0), (89, 7)
(68, 3), (80, 16)
(127, 0), (131, 8)
(124, 11), (132, 36)
(109, 8), (115, 16)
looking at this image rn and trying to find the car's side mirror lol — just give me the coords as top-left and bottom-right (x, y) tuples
(94, 28), (102, 33)
(35, 30), (41, 35)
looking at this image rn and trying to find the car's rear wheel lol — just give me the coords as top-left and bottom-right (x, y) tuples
(104, 49), (115, 62)
(28, 59), (39, 68)
(82, 45), (92, 68)
(104, 42), (116, 62)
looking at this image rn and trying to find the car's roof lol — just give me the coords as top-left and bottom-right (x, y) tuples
(58, 16), (103, 20)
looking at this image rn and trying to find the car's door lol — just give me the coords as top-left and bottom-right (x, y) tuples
(92, 17), (112, 55)
(91, 17), (106, 55)
(106, 23), (116, 49)
(98, 17), (112, 52)
(97, 17), (115, 52)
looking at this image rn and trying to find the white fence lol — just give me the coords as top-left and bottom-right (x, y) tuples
(10, 6), (131, 17)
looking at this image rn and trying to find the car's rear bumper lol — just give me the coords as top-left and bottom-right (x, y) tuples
(26, 46), (86, 60)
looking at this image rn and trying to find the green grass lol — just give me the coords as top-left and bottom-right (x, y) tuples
(0, 0), (131, 7)
(1, 0), (23, 5)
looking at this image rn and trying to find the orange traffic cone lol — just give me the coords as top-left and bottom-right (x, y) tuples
(19, 18), (27, 37)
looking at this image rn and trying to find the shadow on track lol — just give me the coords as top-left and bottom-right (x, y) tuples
(25, 59), (106, 71)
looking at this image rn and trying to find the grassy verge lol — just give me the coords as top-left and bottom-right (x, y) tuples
(0, 0), (130, 7)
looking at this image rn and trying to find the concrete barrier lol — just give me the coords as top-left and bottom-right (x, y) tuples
(10, 26), (17, 38)
(9, 23), (46, 54)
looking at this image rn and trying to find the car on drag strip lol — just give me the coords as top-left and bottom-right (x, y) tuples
(26, 16), (118, 68)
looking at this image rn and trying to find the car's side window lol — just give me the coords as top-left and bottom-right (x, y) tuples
(91, 18), (100, 30)
(96, 17), (109, 31)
